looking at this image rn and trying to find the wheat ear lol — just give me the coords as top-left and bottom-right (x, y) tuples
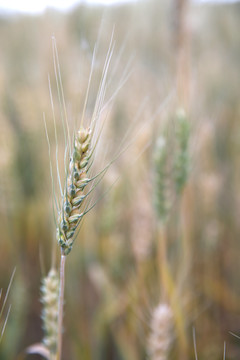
(174, 108), (190, 194)
(154, 136), (169, 224)
(57, 126), (92, 256)
(148, 303), (174, 360)
(41, 268), (60, 358)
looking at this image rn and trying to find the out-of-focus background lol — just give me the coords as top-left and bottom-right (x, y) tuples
(0, 0), (240, 359)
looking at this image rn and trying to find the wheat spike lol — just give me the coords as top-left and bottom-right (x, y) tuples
(154, 136), (169, 223)
(148, 303), (174, 360)
(57, 126), (92, 255)
(174, 108), (190, 194)
(41, 268), (60, 356)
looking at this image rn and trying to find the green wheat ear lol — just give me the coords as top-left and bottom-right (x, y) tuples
(173, 108), (190, 194)
(57, 127), (92, 255)
(41, 268), (60, 356)
(153, 108), (190, 223)
(154, 135), (169, 223)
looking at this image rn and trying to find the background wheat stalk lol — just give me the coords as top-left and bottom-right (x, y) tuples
(151, 107), (190, 356)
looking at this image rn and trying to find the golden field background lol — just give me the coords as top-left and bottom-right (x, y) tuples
(0, 0), (240, 358)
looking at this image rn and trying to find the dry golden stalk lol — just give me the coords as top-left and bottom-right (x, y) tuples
(57, 126), (92, 255)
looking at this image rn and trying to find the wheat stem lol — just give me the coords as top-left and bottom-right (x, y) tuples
(57, 251), (66, 360)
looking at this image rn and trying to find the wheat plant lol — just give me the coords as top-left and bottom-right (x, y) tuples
(151, 107), (190, 357)
(27, 33), (131, 360)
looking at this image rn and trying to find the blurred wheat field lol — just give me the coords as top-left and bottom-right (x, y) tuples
(0, 0), (240, 359)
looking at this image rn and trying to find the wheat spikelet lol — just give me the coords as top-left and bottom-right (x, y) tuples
(41, 268), (60, 356)
(148, 303), (174, 360)
(57, 126), (92, 255)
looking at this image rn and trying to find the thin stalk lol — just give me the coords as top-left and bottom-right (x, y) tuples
(57, 251), (66, 360)
(157, 223), (168, 300)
